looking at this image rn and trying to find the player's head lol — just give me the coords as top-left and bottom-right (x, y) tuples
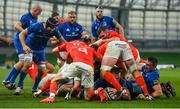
(31, 4), (42, 17)
(51, 12), (61, 22)
(68, 10), (77, 25)
(146, 56), (158, 71)
(81, 33), (91, 44)
(46, 17), (58, 33)
(97, 26), (108, 39)
(95, 6), (104, 20)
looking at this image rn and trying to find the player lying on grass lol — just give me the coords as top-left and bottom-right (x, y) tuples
(138, 56), (163, 98)
(139, 56), (176, 98)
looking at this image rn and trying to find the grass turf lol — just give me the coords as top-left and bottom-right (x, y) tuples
(0, 68), (180, 108)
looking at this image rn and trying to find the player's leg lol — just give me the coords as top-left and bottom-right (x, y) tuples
(46, 62), (55, 74)
(40, 63), (73, 103)
(124, 55), (152, 100)
(100, 41), (123, 91)
(32, 51), (46, 92)
(14, 53), (33, 95)
(3, 38), (25, 88)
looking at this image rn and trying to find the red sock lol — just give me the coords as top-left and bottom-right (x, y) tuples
(41, 80), (51, 92)
(135, 76), (149, 95)
(50, 82), (58, 94)
(103, 72), (122, 91)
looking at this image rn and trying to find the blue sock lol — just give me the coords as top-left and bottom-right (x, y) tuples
(5, 67), (19, 81)
(9, 70), (20, 84)
(79, 89), (85, 99)
(32, 76), (42, 90)
(17, 71), (27, 87)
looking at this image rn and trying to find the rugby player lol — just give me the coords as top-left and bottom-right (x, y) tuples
(40, 39), (107, 103)
(95, 39), (153, 100)
(140, 57), (163, 98)
(19, 17), (65, 92)
(2, 5), (42, 94)
(91, 6), (124, 41)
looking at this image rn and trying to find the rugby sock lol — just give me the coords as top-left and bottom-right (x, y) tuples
(32, 76), (42, 90)
(103, 72), (122, 91)
(5, 67), (19, 81)
(9, 69), (20, 84)
(135, 76), (149, 95)
(79, 89), (85, 99)
(17, 71), (27, 87)
(41, 80), (51, 92)
(50, 82), (58, 95)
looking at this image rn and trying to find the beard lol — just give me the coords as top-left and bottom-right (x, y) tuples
(96, 15), (102, 20)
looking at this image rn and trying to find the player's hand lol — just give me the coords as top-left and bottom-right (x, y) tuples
(6, 37), (13, 44)
(23, 45), (31, 54)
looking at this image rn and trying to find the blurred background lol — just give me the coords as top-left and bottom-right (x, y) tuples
(0, 0), (180, 68)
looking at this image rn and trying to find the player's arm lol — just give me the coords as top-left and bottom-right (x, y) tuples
(150, 72), (163, 97)
(0, 36), (13, 44)
(19, 29), (30, 54)
(52, 43), (66, 60)
(91, 24), (98, 42)
(14, 22), (24, 32)
(93, 37), (119, 47)
(53, 29), (66, 45)
(152, 82), (163, 98)
(45, 62), (55, 74)
(112, 19), (124, 37)
(58, 36), (66, 44)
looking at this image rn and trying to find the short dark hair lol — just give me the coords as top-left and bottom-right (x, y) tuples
(148, 56), (158, 67)
(97, 25), (107, 35)
(81, 37), (91, 43)
(46, 17), (58, 28)
(96, 6), (104, 10)
(51, 12), (59, 17)
(111, 66), (120, 74)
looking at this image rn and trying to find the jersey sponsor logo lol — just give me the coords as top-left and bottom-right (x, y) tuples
(66, 28), (70, 32)
(75, 28), (79, 31)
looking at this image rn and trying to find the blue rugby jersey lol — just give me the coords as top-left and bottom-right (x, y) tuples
(57, 22), (83, 41)
(91, 16), (116, 38)
(26, 22), (61, 50)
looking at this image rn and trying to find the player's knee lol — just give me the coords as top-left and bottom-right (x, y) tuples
(126, 60), (137, 73)
(100, 65), (112, 73)
(14, 60), (24, 69)
(21, 62), (31, 72)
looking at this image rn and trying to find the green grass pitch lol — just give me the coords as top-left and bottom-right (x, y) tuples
(0, 68), (180, 108)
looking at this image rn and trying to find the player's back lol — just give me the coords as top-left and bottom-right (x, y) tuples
(68, 46), (97, 68)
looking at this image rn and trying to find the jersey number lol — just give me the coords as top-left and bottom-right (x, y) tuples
(78, 48), (88, 54)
